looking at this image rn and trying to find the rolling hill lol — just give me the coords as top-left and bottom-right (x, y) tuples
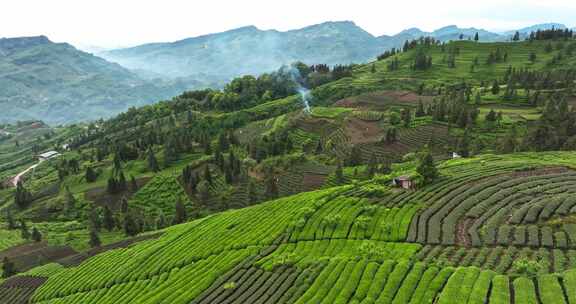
(100, 21), (383, 80)
(0, 32), (575, 304)
(101, 22), (570, 82)
(0, 36), (206, 124)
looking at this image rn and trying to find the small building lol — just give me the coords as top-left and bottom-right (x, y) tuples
(392, 176), (414, 189)
(452, 152), (462, 159)
(38, 151), (60, 161)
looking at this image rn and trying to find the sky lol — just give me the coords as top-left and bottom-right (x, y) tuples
(1, 0), (575, 49)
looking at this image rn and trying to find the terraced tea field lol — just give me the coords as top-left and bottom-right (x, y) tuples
(1, 152), (575, 303)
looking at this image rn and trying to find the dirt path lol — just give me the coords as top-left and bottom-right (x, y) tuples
(10, 160), (42, 187)
(10, 161), (42, 187)
(455, 218), (474, 247)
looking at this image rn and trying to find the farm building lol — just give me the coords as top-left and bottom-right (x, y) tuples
(452, 152), (462, 159)
(38, 151), (60, 161)
(392, 176), (414, 189)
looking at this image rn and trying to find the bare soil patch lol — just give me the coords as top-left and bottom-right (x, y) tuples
(344, 118), (383, 144)
(455, 218), (475, 247)
(0, 242), (77, 273)
(335, 90), (433, 110)
(302, 174), (328, 191)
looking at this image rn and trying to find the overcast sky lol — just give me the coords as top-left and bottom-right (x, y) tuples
(1, 0), (575, 49)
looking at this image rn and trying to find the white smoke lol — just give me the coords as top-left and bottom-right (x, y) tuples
(298, 87), (311, 113)
(281, 64), (312, 114)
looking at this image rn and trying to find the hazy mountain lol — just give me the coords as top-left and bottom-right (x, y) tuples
(510, 23), (567, 34)
(0, 36), (204, 124)
(2, 22), (570, 124)
(104, 22), (550, 82)
(100, 21), (383, 80)
(377, 25), (504, 50)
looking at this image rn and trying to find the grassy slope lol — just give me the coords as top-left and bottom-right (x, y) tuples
(12, 151), (576, 304)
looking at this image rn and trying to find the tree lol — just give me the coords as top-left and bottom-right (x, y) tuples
(367, 154), (378, 178)
(89, 207), (101, 231)
(335, 162), (344, 184)
(118, 171), (127, 192)
(197, 180), (211, 205)
(491, 80), (500, 95)
(347, 146), (362, 166)
(65, 186), (76, 213)
(130, 175), (138, 192)
(529, 51), (537, 63)
(147, 149), (160, 172)
(156, 211), (167, 229)
(173, 199), (187, 225)
(123, 213), (139, 237)
(31, 227), (42, 242)
(417, 151), (438, 184)
(103, 207), (115, 232)
(20, 220), (30, 239)
(474, 32), (479, 41)
(264, 170), (279, 200)
(5, 210), (16, 230)
(247, 181), (258, 204)
(457, 131), (471, 157)
(385, 128), (398, 143)
(89, 228), (101, 248)
(14, 181), (33, 209)
(2, 257), (16, 278)
(416, 100), (426, 117)
(402, 108), (412, 127)
(85, 166), (98, 183)
(203, 165), (213, 185)
(120, 196), (129, 214)
(512, 31), (520, 41)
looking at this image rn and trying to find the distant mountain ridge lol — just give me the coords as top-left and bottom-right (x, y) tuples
(1, 22), (572, 124)
(101, 21), (382, 80)
(0, 36), (203, 124)
(100, 22), (571, 81)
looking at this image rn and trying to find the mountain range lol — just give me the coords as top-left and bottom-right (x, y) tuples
(1, 22), (572, 124)
(0, 36), (215, 124)
(100, 22), (572, 81)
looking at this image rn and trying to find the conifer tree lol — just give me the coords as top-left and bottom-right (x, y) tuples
(120, 196), (129, 214)
(5, 210), (16, 230)
(203, 165), (212, 185)
(197, 180), (211, 205)
(156, 211), (167, 229)
(335, 162), (344, 184)
(416, 100), (426, 117)
(147, 149), (160, 172)
(65, 186), (76, 213)
(20, 220), (30, 239)
(89, 228), (101, 248)
(417, 151), (438, 184)
(85, 166), (98, 183)
(491, 80), (500, 95)
(31, 227), (42, 242)
(173, 199), (187, 225)
(123, 213), (139, 237)
(103, 206), (115, 232)
(2, 257), (16, 278)
(14, 181), (33, 209)
(247, 181), (258, 204)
